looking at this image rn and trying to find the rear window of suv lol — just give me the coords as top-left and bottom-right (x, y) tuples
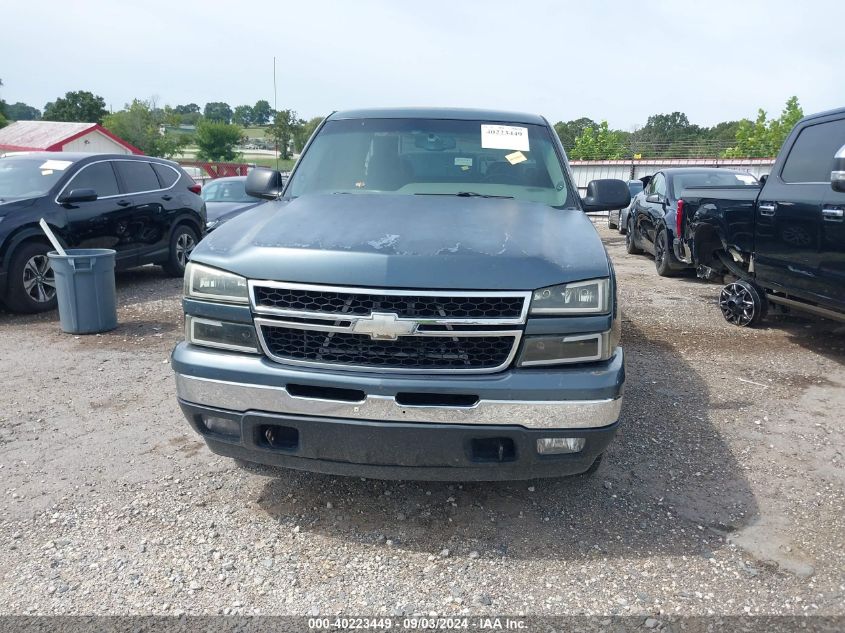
(152, 163), (179, 188)
(116, 161), (161, 193)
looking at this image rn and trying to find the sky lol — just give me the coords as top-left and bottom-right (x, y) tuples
(2, 0), (843, 130)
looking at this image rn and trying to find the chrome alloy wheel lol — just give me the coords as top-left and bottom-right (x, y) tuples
(22, 254), (56, 304)
(175, 232), (196, 268)
(719, 281), (757, 326)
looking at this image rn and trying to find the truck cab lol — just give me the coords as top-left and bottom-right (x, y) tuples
(171, 108), (631, 480)
(679, 107), (845, 326)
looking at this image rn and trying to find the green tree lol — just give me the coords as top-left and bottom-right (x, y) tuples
(203, 102), (232, 124)
(103, 100), (189, 158)
(553, 117), (597, 152)
(294, 116), (323, 152)
(252, 100), (272, 125)
(6, 102), (41, 121)
(0, 112), (7, 129)
(174, 103), (202, 126)
(43, 90), (108, 124)
(634, 111), (702, 157)
(724, 96), (804, 158)
(570, 121), (624, 160)
(195, 120), (242, 161)
(232, 105), (254, 127)
(268, 109), (304, 159)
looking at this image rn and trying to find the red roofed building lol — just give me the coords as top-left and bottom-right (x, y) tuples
(0, 120), (142, 155)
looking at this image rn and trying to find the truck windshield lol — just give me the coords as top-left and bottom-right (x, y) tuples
(287, 118), (572, 207)
(0, 157), (70, 202)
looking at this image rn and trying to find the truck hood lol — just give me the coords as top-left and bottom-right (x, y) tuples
(191, 193), (609, 290)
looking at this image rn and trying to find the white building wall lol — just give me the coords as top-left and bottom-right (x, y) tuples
(61, 130), (132, 154)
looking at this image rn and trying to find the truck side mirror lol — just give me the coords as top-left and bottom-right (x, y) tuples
(832, 145), (845, 193)
(245, 167), (285, 200)
(581, 179), (631, 212)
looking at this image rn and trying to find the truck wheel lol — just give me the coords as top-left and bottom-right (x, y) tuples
(625, 219), (641, 254)
(163, 225), (198, 277)
(719, 280), (767, 327)
(5, 241), (58, 313)
(654, 229), (676, 277)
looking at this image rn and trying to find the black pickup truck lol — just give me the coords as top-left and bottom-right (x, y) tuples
(676, 107), (845, 326)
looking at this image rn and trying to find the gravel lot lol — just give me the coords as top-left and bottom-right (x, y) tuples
(1, 220), (843, 618)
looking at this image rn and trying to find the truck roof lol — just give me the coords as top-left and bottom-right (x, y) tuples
(799, 106), (845, 124)
(328, 107), (547, 125)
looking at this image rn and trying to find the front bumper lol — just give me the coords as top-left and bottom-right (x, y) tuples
(172, 343), (624, 480)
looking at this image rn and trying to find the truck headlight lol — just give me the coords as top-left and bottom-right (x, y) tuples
(186, 316), (260, 353)
(519, 316), (620, 367)
(184, 262), (249, 304)
(530, 279), (609, 315)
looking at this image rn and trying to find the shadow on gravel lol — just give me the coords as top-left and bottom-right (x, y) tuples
(763, 314), (845, 365)
(0, 265), (182, 323)
(254, 322), (758, 560)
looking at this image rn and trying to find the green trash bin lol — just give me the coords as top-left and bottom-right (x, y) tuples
(47, 249), (118, 334)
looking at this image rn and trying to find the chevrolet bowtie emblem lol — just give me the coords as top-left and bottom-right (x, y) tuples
(351, 312), (418, 340)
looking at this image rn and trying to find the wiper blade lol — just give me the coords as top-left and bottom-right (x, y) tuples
(415, 192), (514, 199)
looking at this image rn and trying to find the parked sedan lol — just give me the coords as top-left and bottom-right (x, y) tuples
(201, 176), (264, 231)
(625, 168), (758, 276)
(608, 180), (644, 231)
(0, 153), (206, 313)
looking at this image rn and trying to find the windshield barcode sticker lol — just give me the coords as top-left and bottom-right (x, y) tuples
(481, 124), (529, 151)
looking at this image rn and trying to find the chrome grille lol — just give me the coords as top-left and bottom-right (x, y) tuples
(249, 282), (530, 374)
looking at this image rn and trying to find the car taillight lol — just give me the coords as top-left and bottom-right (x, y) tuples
(188, 183), (202, 195)
(676, 199), (684, 237)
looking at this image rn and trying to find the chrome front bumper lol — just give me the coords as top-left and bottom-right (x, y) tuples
(174, 373), (622, 430)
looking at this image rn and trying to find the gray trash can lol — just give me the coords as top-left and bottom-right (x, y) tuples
(47, 249), (118, 334)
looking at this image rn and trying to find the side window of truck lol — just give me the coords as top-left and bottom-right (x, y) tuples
(652, 173), (667, 198)
(781, 118), (845, 184)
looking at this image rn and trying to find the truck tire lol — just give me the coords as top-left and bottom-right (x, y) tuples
(625, 219), (642, 254)
(719, 280), (768, 327)
(4, 241), (58, 314)
(163, 224), (198, 277)
(654, 229), (676, 277)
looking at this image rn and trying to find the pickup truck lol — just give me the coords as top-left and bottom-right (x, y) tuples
(171, 108), (630, 480)
(676, 107), (845, 326)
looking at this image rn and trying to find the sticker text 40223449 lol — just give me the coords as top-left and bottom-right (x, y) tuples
(480, 124), (529, 152)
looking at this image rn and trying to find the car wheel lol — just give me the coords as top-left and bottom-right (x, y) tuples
(5, 241), (58, 313)
(607, 212), (617, 230)
(719, 280), (768, 327)
(625, 219), (642, 254)
(618, 214), (627, 235)
(654, 229), (675, 277)
(163, 225), (199, 277)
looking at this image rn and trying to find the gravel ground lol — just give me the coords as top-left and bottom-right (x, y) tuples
(0, 221), (843, 618)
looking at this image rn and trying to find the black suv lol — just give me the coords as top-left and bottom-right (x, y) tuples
(0, 153), (206, 313)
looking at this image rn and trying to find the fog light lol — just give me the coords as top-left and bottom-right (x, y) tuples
(536, 437), (585, 455)
(203, 416), (241, 438)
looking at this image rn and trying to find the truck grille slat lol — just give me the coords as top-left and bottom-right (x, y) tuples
(254, 287), (525, 319)
(261, 326), (516, 370)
